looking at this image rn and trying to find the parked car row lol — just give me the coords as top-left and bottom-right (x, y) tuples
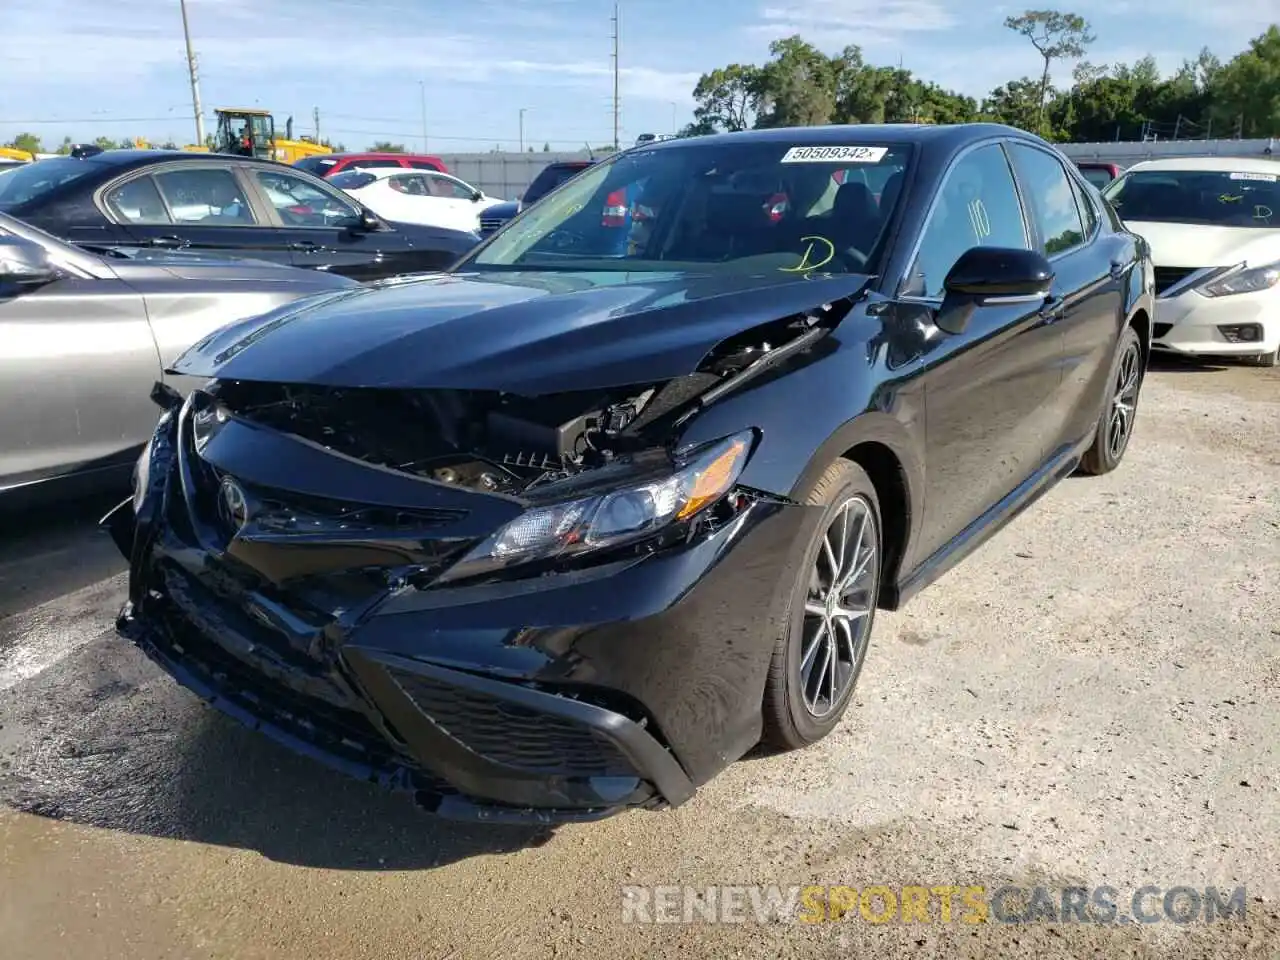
(0, 150), (479, 282)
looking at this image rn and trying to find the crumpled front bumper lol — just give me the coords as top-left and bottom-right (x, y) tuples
(105, 401), (814, 824)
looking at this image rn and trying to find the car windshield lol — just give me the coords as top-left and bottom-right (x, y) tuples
(0, 157), (101, 210)
(523, 164), (591, 205)
(1102, 168), (1280, 227)
(464, 140), (913, 276)
(330, 170), (377, 190)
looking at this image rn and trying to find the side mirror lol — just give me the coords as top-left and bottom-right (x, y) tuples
(357, 209), (381, 232)
(0, 236), (59, 289)
(471, 192), (483, 203)
(935, 246), (1053, 335)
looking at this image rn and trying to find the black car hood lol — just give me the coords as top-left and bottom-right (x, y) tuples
(168, 269), (873, 394)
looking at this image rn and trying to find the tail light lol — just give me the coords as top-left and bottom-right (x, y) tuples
(602, 188), (629, 227)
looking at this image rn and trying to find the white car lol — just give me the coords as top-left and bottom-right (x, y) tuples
(328, 168), (502, 233)
(1101, 156), (1280, 366)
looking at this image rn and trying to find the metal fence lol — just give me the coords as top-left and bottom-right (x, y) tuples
(436, 151), (598, 200)
(1056, 137), (1277, 169)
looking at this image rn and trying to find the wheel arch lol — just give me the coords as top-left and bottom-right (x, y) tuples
(789, 411), (923, 612)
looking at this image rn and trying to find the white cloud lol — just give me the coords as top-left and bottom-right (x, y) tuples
(749, 0), (957, 45)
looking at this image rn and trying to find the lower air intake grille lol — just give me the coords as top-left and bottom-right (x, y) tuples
(389, 669), (638, 777)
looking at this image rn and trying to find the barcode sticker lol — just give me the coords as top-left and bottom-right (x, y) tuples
(780, 145), (889, 164)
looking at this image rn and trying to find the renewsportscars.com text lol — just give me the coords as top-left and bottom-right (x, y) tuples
(620, 884), (1248, 925)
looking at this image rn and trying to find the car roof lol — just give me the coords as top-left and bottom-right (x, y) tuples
(328, 152), (443, 161)
(340, 166), (452, 179)
(1122, 156), (1280, 175)
(643, 122), (1034, 153)
(62, 149), (290, 169)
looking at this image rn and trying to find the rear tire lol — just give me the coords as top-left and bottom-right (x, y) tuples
(761, 459), (882, 751)
(1080, 325), (1144, 476)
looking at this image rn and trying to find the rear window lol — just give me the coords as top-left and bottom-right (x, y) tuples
(523, 163), (592, 205)
(1077, 166), (1116, 189)
(329, 171), (377, 191)
(1103, 169), (1280, 227)
(0, 157), (102, 209)
(294, 156), (339, 176)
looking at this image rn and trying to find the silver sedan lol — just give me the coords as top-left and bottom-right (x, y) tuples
(0, 211), (358, 504)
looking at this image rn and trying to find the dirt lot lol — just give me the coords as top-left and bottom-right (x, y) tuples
(1, 357), (1277, 960)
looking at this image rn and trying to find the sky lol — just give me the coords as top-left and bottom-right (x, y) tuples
(3, 0), (1279, 153)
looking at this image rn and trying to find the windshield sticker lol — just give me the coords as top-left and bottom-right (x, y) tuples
(781, 145), (888, 164)
(1229, 171), (1278, 182)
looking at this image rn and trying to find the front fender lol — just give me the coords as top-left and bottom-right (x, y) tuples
(676, 329), (927, 589)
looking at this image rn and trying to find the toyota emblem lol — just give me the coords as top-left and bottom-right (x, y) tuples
(217, 477), (251, 533)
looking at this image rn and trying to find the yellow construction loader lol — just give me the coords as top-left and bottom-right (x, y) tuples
(199, 108), (332, 164)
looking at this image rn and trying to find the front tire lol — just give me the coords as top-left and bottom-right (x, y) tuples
(762, 459), (882, 751)
(1080, 325), (1144, 476)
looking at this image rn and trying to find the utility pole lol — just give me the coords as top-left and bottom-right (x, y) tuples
(669, 101), (676, 135)
(178, 0), (205, 146)
(313, 106), (320, 142)
(519, 108), (527, 152)
(419, 81), (428, 150)
(611, 0), (620, 151)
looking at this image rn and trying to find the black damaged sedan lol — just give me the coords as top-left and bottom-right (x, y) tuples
(105, 123), (1155, 822)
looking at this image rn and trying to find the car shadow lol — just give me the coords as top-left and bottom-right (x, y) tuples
(1146, 352), (1232, 373)
(6, 691), (556, 871)
(166, 713), (557, 869)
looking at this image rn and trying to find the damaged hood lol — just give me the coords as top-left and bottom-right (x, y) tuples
(168, 269), (873, 394)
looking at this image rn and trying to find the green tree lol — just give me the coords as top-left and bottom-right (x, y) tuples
(93, 136), (118, 150)
(982, 78), (1044, 131)
(55, 136), (73, 155)
(370, 141), (406, 152)
(1212, 26), (1280, 137)
(754, 36), (837, 128)
(1004, 9), (1095, 135)
(542, 142), (551, 151)
(9, 132), (42, 153)
(690, 63), (761, 132)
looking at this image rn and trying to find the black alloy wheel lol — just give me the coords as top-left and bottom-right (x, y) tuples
(762, 458), (882, 749)
(1080, 324), (1145, 476)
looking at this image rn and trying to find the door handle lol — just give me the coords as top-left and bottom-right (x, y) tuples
(147, 235), (186, 248)
(1109, 259), (1130, 280)
(289, 240), (320, 251)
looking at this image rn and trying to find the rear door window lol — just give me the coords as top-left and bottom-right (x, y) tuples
(104, 176), (173, 224)
(1007, 144), (1087, 255)
(153, 167), (257, 225)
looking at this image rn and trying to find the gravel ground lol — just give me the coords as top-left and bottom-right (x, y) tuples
(1, 357), (1276, 959)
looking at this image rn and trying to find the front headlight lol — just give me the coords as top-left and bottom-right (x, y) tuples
(435, 430), (755, 584)
(1197, 260), (1280, 297)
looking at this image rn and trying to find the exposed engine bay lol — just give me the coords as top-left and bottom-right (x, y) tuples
(207, 303), (848, 498)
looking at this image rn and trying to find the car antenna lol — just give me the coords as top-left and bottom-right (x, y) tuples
(585, 142), (595, 161)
